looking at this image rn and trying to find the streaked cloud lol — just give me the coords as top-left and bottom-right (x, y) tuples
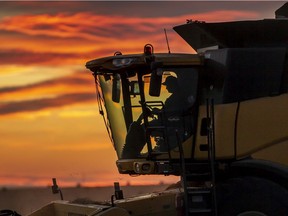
(0, 92), (95, 116)
(0, 9), (260, 67)
(0, 10), (260, 39)
(0, 71), (96, 116)
(0, 65), (79, 88)
(58, 110), (97, 118)
(0, 71), (92, 95)
(0, 49), (81, 65)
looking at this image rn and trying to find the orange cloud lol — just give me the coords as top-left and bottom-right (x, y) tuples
(0, 49), (82, 65)
(0, 71), (94, 100)
(0, 71), (98, 116)
(0, 10), (259, 39)
(0, 92), (96, 116)
(0, 10), (259, 67)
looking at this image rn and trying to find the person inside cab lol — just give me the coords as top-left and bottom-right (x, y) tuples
(162, 75), (187, 121)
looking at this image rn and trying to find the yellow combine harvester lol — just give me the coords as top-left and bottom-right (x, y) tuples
(24, 3), (288, 216)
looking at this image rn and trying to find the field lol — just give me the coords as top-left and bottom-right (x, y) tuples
(0, 184), (170, 216)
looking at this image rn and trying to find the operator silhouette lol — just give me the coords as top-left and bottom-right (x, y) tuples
(159, 75), (195, 150)
(162, 76), (186, 119)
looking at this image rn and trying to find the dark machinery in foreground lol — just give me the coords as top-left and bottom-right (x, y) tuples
(28, 3), (288, 216)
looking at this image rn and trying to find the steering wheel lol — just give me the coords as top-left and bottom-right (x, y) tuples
(145, 104), (162, 119)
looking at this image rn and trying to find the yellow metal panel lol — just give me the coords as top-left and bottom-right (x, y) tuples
(253, 140), (288, 166)
(194, 103), (238, 160)
(237, 93), (288, 158)
(28, 201), (105, 216)
(28, 203), (55, 216)
(115, 190), (178, 216)
(94, 207), (130, 216)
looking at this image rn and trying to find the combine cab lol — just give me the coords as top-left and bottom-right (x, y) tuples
(27, 3), (288, 216)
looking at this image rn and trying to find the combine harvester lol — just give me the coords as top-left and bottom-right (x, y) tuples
(25, 3), (288, 216)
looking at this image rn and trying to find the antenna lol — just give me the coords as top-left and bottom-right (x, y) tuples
(164, 28), (171, 54)
(51, 178), (64, 200)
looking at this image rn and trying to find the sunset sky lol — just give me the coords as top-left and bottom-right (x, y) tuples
(0, 1), (284, 187)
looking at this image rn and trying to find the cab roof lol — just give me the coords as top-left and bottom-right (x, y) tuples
(86, 53), (202, 74)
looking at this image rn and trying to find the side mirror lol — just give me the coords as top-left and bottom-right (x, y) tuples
(149, 62), (163, 97)
(112, 74), (121, 103)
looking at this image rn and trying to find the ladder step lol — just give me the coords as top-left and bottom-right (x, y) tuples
(187, 188), (211, 195)
(184, 162), (211, 167)
(185, 175), (212, 182)
(146, 126), (165, 130)
(189, 209), (212, 213)
(186, 187), (213, 215)
(186, 173), (211, 177)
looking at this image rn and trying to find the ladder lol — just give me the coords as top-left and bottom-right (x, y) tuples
(178, 99), (217, 216)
